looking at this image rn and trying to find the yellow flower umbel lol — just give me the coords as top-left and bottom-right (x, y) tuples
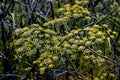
(43, 1), (91, 28)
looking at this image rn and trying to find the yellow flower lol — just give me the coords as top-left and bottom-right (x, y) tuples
(101, 35), (106, 40)
(71, 44), (77, 49)
(83, 49), (91, 55)
(71, 4), (79, 10)
(110, 35), (115, 39)
(46, 58), (52, 64)
(109, 73), (115, 77)
(84, 55), (90, 59)
(74, 40), (79, 44)
(64, 43), (71, 48)
(23, 27), (29, 31)
(83, 1), (89, 4)
(39, 67), (45, 74)
(85, 41), (92, 46)
(89, 35), (96, 40)
(63, 34), (72, 39)
(78, 46), (85, 51)
(39, 62), (44, 67)
(56, 18), (64, 22)
(84, 27), (91, 31)
(82, 8), (90, 15)
(113, 31), (118, 35)
(44, 29), (56, 35)
(69, 38), (75, 43)
(73, 10), (78, 13)
(26, 47), (31, 51)
(95, 38), (103, 43)
(64, 12), (71, 17)
(45, 34), (50, 37)
(15, 29), (23, 35)
(103, 73), (107, 77)
(73, 13), (79, 18)
(58, 8), (64, 12)
(48, 64), (54, 68)
(64, 4), (71, 8)
(100, 76), (104, 79)
(43, 22), (50, 26)
(79, 40), (84, 44)
(113, 2), (118, 6)
(94, 77), (99, 80)
(70, 54), (77, 59)
(75, 0), (81, 5)
(44, 59), (48, 64)
(96, 31), (103, 36)
(24, 67), (32, 71)
(52, 55), (59, 60)
(103, 24), (108, 28)
(85, 16), (91, 20)
(16, 47), (23, 53)
(97, 50), (102, 54)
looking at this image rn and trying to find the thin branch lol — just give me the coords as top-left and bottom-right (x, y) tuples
(0, 74), (26, 79)
(0, 51), (6, 59)
(86, 46), (120, 67)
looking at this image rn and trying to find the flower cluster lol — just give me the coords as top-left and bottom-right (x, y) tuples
(11, 0), (118, 76)
(43, 1), (91, 28)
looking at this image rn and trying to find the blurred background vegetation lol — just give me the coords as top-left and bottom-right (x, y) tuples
(0, 0), (120, 80)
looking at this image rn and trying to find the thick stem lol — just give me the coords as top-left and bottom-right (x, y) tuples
(1, 19), (15, 80)
(65, 54), (69, 80)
